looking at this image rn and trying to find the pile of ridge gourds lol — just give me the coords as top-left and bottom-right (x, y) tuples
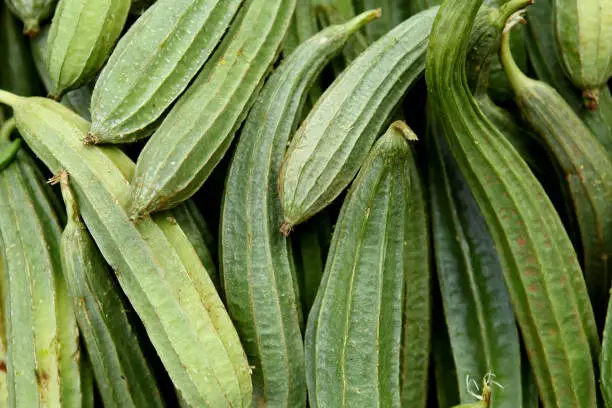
(2, 0), (612, 407)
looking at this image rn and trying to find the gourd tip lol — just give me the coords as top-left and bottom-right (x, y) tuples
(23, 21), (40, 38)
(280, 221), (293, 237)
(374, 8), (382, 18)
(83, 133), (100, 145)
(583, 89), (599, 111)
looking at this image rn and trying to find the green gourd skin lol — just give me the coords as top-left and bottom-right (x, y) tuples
(0, 186), (8, 408)
(4, 0), (57, 36)
(58, 172), (166, 408)
(502, 21), (612, 331)
(172, 201), (219, 290)
(554, 0), (612, 109)
(524, 0), (612, 153)
(30, 25), (93, 121)
(305, 121), (413, 408)
(0, 91), (252, 408)
(426, 0), (600, 407)
(45, 0), (131, 99)
(0, 4), (44, 117)
(0, 118), (85, 408)
(278, 7), (438, 233)
(87, 0), (244, 144)
(399, 143), (430, 408)
(0, 138), (22, 172)
(221, 12), (380, 406)
(428, 118), (521, 408)
(128, 0), (296, 220)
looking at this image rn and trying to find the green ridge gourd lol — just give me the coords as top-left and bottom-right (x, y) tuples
(128, 0), (296, 219)
(57, 171), (166, 408)
(501, 17), (612, 330)
(0, 90), (252, 408)
(278, 7), (438, 233)
(0, 118), (86, 408)
(554, 0), (612, 109)
(4, 0), (56, 36)
(0, 233), (7, 405)
(221, 11), (380, 406)
(425, 0), (600, 406)
(44, 0), (131, 99)
(305, 121), (414, 408)
(428, 118), (521, 407)
(87, 0), (244, 144)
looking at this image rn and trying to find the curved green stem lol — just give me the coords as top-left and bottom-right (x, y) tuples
(0, 118), (21, 171)
(499, 11), (530, 93)
(0, 90), (20, 108)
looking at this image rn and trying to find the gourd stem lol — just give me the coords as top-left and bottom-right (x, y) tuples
(0, 90), (19, 107)
(499, 12), (529, 94)
(57, 171), (81, 226)
(0, 118), (16, 143)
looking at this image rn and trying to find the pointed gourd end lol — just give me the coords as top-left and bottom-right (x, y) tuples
(83, 133), (100, 146)
(23, 20), (40, 38)
(390, 120), (418, 142)
(280, 221), (294, 237)
(583, 88), (600, 111)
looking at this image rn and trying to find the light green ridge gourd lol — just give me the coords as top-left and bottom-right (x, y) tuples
(30, 25), (92, 121)
(426, 0), (600, 406)
(172, 201), (219, 290)
(220, 11), (380, 406)
(278, 7), (438, 231)
(0, 118), (84, 408)
(4, 0), (57, 36)
(399, 143), (430, 408)
(88, 0), (244, 144)
(524, 0), (612, 153)
(128, 0), (296, 219)
(45, 0), (131, 98)
(554, 0), (612, 108)
(428, 117), (521, 408)
(305, 121), (413, 408)
(502, 20), (612, 330)
(57, 172), (165, 408)
(0, 90), (252, 408)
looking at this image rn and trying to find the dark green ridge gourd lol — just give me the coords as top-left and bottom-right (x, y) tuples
(601, 289), (612, 404)
(30, 25), (93, 121)
(426, 0), (600, 406)
(0, 118), (85, 408)
(399, 142), (430, 408)
(57, 171), (165, 408)
(87, 0), (244, 145)
(44, 0), (131, 99)
(523, 0), (612, 153)
(0, 3), (43, 104)
(4, 0), (56, 36)
(0, 138), (22, 172)
(0, 91), (252, 408)
(172, 201), (219, 290)
(502, 18), (612, 330)
(278, 7), (438, 232)
(428, 117), (521, 407)
(292, 211), (332, 321)
(305, 121), (414, 408)
(0, 198), (7, 407)
(128, 0), (296, 219)
(554, 0), (612, 109)
(220, 11), (380, 406)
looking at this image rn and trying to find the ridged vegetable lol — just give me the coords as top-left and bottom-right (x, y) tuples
(305, 121), (414, 408)
(0, 200), (8, 408)
(45, 0), (131, 98)
(128, 0), (296, 219)
(221, 12), (380, 406)
(284, 0), (319, 57)
(523, 0), (612, 153)
(502, 18), (612, 330)
(87, 0), (244, 144)
(428, 119), (521, 407)
(554, 0), (612, 109)
(278, 7), (438, 232)
(426, 0), (600, 406)
(30, 25), (93, 120)
(4, 0), (56, 36)
(57, 171), (165, 408)
(0, 90), (252, 408)
(0, 118), (85, 408)
(399, 143), (430, 408)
